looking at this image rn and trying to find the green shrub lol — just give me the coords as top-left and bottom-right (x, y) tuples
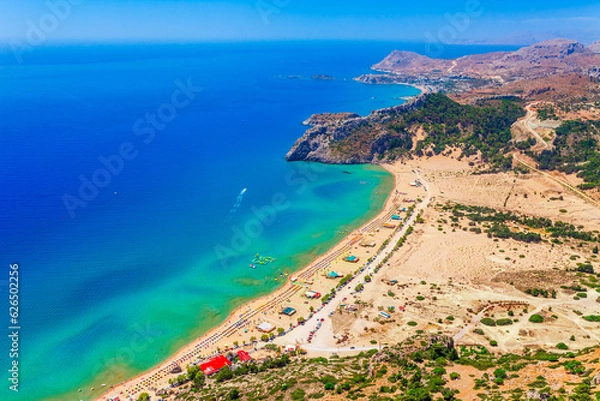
(528, 314), (544, 323)
(481, 318), (496, 326)
(564, 360), (585, 375)
(291, 388), (306, 400)
(556, 342), (569, 350)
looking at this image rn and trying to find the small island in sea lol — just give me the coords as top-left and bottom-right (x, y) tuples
(312, 74), (336, 80)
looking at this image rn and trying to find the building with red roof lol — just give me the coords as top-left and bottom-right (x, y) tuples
(237, 350), (252, 362)
(200, 355), (231, 375)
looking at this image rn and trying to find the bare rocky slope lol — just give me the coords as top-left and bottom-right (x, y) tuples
(373, 38), (600, 81)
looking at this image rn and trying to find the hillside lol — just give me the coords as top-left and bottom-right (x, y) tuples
(372, 39), (600, 82)
(286, 93), (525, 169)
(160, 335), (600, 401)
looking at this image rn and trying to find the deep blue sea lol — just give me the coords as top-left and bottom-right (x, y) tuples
(0, 41), (516, 400)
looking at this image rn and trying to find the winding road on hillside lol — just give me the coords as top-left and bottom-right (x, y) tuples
(514, 101), (550, 151)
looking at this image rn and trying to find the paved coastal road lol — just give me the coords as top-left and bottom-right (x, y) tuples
(274, 170), (432, 351)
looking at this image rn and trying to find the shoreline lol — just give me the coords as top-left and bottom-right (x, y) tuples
(93, 163), (406, 401)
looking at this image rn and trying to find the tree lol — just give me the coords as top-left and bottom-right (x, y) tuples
(138, 393), (150, 401)
(214, 366), (234, 382)
(260, 334), (270, 342)
(187, 365), (200, 381)
(593, 245), (599, 254)
(193, 371), (206, 388)
(494, 368), (507, 379)
(228, 388), (241, 400)
(277, 327), (285, 335)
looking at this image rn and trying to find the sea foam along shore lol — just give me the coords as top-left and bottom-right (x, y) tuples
(92, 162), (427, 401)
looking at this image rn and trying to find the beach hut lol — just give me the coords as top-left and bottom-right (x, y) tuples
(327, 271), (341, 278)
(360, 239), (376, 247)
(200, 355), (231, 376)
(257, 322), (275, 333)
(305, 290), (321, 299)
(391, 214), (402, 221)
(345, 255), (359, 263)
(237, 350), (252, 362)
(281, 307), (297, 316)
(383, 222), (397, 229)
(285, 344), (297, 353)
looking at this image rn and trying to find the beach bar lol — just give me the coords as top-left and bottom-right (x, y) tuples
(344, 255), (359, 263)
(200, 355), (231, 375)
(257, 322), (275, 333)
(360, 239), (376, 247)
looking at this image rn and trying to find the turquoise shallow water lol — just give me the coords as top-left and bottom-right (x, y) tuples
(0, 41), (515, 401)
(0, 42), (410, 401)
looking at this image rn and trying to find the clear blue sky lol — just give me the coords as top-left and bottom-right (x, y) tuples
(1, 0), (599, 44)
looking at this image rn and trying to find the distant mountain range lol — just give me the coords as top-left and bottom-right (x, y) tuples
(373, 38), (600, 81)
(286, 38), (600, 165)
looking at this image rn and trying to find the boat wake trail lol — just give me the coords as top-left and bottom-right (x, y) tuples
(225, 188), (247, 222)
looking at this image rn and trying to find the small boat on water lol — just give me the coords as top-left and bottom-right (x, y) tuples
(250, 264), (256, 269)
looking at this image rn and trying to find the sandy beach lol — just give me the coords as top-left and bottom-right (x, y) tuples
(95, 162), (427, 401)
(94, 153), (600, 401)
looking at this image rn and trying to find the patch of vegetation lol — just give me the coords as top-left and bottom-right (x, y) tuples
(528, 314), (544, 323)
(408, 94), (525, 170)
(442, 202), (600, 243)
(534, 120), (600, 190)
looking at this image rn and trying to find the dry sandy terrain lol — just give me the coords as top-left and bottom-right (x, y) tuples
(98, 156), (600, 401)
(281, 156), (600, 359)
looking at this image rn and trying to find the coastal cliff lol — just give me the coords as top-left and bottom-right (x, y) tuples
(286, 95), (426, 164)
(286, 92), (528, 170)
